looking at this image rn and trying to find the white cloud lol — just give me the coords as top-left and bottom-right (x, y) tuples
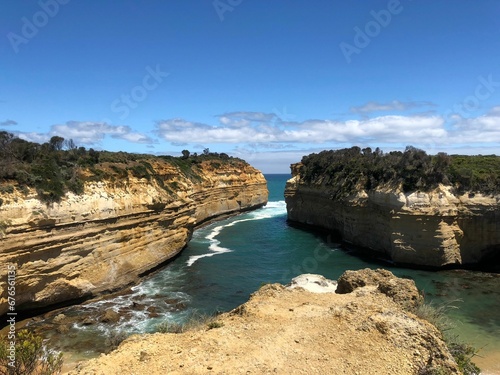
(350, 100), (436, 114)
(115, 131), (154, 144)
(487, 106), (500, 116)
(17, 121), (155, 145)
(156, 114), (447, 145)
(217, 111), (278, 129)
(17, 132), (49, 144)
(155, 118), (270, 143)
(448, 110), (500, 144)
(9, 104), (500, 174)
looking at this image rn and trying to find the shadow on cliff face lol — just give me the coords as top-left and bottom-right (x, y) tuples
(285, 219), (395, 268)
(287, 218), (500, 274)
(475, 245), (500, 273)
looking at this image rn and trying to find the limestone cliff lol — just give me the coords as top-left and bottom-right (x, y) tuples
(285, 162), (500, 269)
(0, 158), (267, 316)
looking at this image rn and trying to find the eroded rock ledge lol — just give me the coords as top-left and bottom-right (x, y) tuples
(0, 159), (267, 315)
(70, 270), (460, 375)
(285, 163), (500, 269)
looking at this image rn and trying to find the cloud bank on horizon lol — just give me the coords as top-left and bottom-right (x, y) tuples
(2, 1), (499, 173)
(8, 105), (500, 172)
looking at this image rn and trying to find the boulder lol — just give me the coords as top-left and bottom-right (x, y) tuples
(99, 309), (121, 324)
(336, 268), (422, 311)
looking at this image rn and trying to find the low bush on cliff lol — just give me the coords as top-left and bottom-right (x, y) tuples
(0, 132), (246, 203)
(415, 301), (481, 375)
(299, 146), (500, 198)
(0, 329), (63, 375)
(155, 311), (225, 335)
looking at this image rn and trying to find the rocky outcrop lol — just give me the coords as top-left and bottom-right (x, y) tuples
(70, 271), (460, 374)
(285, 163), (500, 269)
(0, 159), (267, 316)
(336, 268), (423, 312)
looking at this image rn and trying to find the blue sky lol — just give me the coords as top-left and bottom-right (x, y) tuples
(1, 0), (500, 173)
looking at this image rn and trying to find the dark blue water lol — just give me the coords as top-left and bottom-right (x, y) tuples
(39, 174), (500, 372)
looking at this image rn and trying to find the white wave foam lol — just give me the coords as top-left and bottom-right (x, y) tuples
(186, 201), (286, 266)
(187, 224), (232, 266)
(249, 200), (287, 219)
(263, 200), (287, 209)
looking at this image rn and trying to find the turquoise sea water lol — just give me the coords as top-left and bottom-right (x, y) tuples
(37, 174), (500, 372)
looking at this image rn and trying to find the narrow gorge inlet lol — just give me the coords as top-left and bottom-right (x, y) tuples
(1, 144), (499, 374)
(5, 2), (500, 373)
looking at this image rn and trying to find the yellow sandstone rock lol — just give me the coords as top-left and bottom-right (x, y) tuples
(285, 162), (500, 268)
(0, 159), (268, 315)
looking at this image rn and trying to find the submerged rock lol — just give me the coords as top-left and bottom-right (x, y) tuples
(99, 309), (121, 324)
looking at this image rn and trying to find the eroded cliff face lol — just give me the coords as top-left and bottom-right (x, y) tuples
(0, 159), (267, 315)
(285, 163), (500, 269)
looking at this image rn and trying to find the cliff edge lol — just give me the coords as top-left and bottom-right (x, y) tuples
(69, 270), (460, 375)
(285, 148), (500, 269)
(0, 156), (268, 316)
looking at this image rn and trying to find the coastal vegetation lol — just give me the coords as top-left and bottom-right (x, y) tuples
(414, 301), (480, 375)
(0, 329), (63, 375)
(155, 312), (225, 335)
(0, 131), (241, 203)
(299, 146), (500, 199)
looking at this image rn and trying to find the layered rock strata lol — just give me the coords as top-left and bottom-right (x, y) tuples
(0, 159), (267, 315)
(285, 163), (500, 268)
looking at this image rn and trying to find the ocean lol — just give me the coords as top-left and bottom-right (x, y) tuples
(37, 174), (500, 373)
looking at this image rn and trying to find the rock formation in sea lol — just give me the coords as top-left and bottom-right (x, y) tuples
(0, 156), (268, 316)
(69, 270), (461, 374)
(285, 148), (500, 269)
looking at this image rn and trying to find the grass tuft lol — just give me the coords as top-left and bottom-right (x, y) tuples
(414, 300), (481, 375)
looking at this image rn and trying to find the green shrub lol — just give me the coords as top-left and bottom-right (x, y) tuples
(18, 185), (29, 195)
(66, 177), (85, 195)
(0, 329), (63, 375)
(447, 341), (481, 375)
(103, 331), (128, 353)
(0, 131), (248, 199)
(155, 321), (185, 334)
(414, 300), (480, 375)
(299, 146), (500, 198)
(14, 170), (38, 186)
(127, 165), (150, 179)
(206, 321), (224, 330)
(414, 300), (455, 332)
(109, 165), (128, 178)
(169, 181), (179, 190)
(0, 185), (14, 194)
